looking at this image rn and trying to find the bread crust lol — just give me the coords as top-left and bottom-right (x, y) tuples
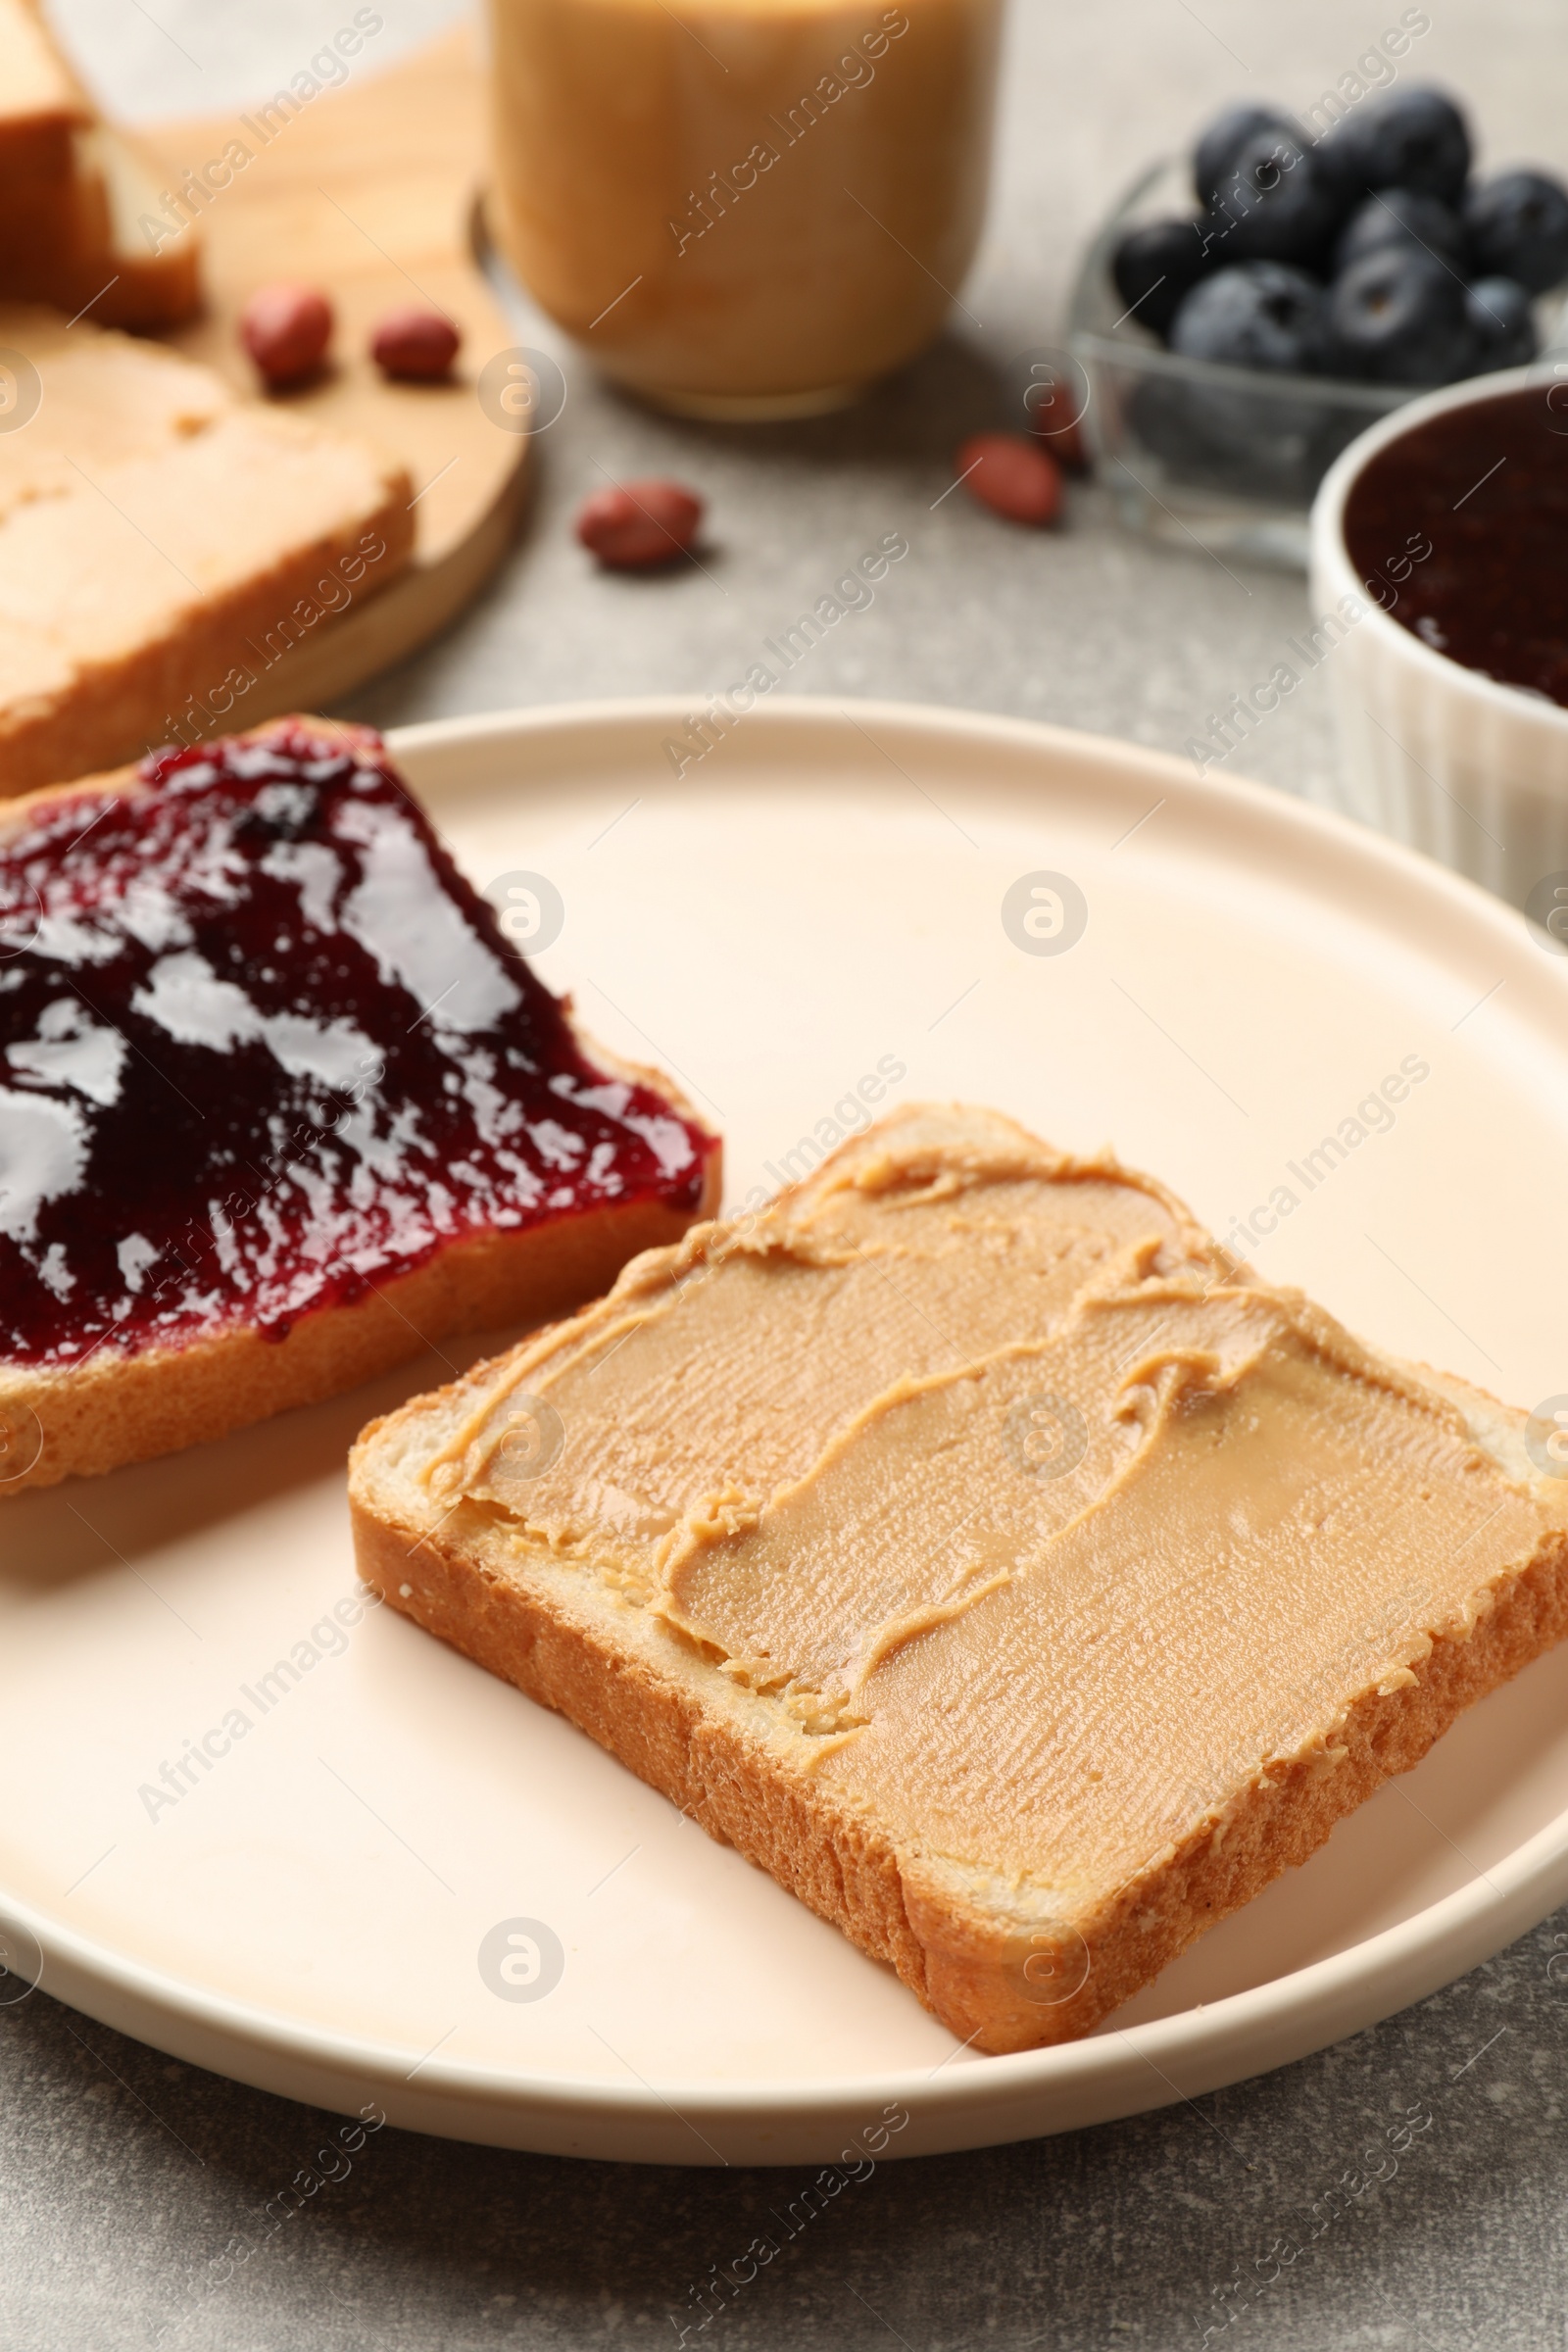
(349, 1455), (1568, 2054)
(0, 720), (722, 1494)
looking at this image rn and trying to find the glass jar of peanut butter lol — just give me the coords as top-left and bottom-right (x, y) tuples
(485, 0), (1003, 416)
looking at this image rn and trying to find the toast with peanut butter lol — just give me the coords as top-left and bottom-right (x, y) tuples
(0, 309), (412, 793)
(348, 1104), (1568, 2052)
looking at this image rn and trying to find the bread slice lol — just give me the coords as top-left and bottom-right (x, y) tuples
(0, 0), (200, 329)
(0, 0), (82, 126)
(349, 1104), (1568, 2052)
(0, 0), (92, 305)
(0, 718), (721, 1493)
(0, 309), (413, 792)
(0, 305), (226, 515)
(66, 122), (203, 332)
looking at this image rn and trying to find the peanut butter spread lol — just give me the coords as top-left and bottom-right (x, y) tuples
(0, 312), (225, 519)
(422, 1107), (1560, 1915)
(0, 310), (413, 795)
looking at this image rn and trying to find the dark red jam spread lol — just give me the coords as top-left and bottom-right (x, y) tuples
(1344, 385), (1568, 707)
(0, 724), (714, 1368)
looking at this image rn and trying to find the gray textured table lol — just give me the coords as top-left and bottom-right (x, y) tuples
(9, 2), (1568, 2345)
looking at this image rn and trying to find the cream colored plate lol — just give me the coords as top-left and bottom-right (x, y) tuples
(7, 698), (1568, 2165)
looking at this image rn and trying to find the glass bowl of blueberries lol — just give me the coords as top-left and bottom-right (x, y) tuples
(1067, 86), (1568, 566)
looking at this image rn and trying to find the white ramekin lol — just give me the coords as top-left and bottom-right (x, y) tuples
(1307, 363), (1568, 910)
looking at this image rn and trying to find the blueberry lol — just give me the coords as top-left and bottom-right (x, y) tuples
(1155, 263), (1337, 494)
(1110, 218), (1213, 339)
(1206, 125), (1340, 265)
(1194, 104), (1298, 209)
(1334, 188), (1467, 274)
(1466, 275), (1538, 369)
(1464, 170), (1568, 294)
(1316, 86), (1472, 208)
(1329, 248), (1473, 383)
(1171, 263), (1333, 372)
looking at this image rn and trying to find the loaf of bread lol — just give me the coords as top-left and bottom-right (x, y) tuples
(0, 719), (720, 1493)
(349, 1103), (1568, 2051)
(0, 309), (413, 792)
(0, 0), (200, 329)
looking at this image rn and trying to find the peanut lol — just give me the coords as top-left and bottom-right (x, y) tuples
(239, 284), (333, 390)
(575, 478), (704, 569)
(370, 307), (463, 382)
(956, 433), (1063, 526)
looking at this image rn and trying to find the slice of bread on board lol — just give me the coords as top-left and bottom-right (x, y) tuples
(349, 1102), (1568, 2051)
(0, 310), (412, 793)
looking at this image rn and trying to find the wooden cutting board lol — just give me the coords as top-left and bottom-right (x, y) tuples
(142, 20), (527, 717)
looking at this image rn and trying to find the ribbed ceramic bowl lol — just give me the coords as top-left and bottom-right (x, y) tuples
(1308, 364), (1568, 912)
